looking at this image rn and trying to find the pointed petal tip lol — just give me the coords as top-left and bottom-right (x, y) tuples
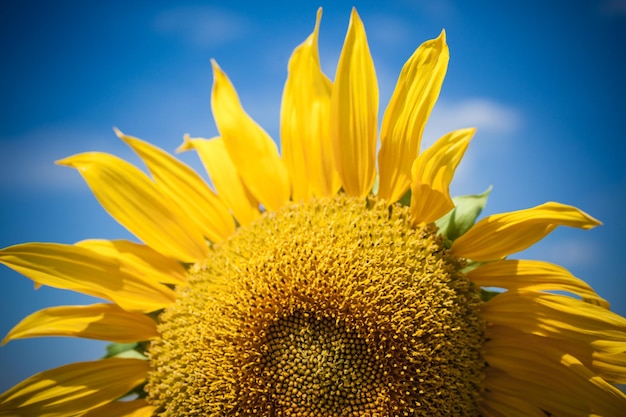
(176, 134), (193, 153)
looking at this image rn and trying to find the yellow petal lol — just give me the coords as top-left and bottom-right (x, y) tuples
(480, 390), (547, 417)
(79, 399), (155, 417)
(468, 259), (609, 308)
(0, 358), (148, 417)
(178, 135), (260, 226)
(483, 291), (626, 351)
(330, 8), (378, 198)
(281, 8), (339, 200)
(410, 128), (474, 224)
(378, 30), (449, 203)
(76, 239), (187, 286)
(451, 202), (601, 261)
(2, 303), (158, 345)
(117, 130), (235, 242)
(211, 60), (290, 211)
(57, 152), (208, 263)
(484, 335), (626, 416)
(0, 243), (176, 313)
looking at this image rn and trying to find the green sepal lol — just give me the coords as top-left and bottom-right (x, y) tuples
(397, 188), (412, 207)
(103, 342), (148, 360)
(436, 186), (492, 242)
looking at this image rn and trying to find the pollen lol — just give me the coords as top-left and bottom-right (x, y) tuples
(147, 195), (485, 416)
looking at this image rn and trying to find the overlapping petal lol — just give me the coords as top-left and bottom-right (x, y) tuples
(117, 130), (235, 242)
(57, 152), (208, 263)
(211, 60), (290, 211)
(2, 303), (158, 344)
(451, 202), (601, 261)
(0, 243), (176, 313)
(484, 335), (626, 416)
(468, 259), (609, 308)
(0, 358), (148, 417)
(281, 8), (339, 200)
(79, 399), (155, 417)
(178, 135), (260, 226)
(76, 239), (186, 286)
(330, 8), (378, 198)
(410, 128), (474, 224)
(378, 31), (449, 203)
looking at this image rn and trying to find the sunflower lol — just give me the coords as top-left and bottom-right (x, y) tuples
(1, 7), (625, 417)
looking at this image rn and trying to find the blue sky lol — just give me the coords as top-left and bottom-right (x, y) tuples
(1, 0), (625, 392)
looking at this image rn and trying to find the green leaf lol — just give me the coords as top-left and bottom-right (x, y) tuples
(103, 342), (147, 360)
(436, 186), (492, 241)
(397, 188), (412, 207)
(481, 288), (502, 302)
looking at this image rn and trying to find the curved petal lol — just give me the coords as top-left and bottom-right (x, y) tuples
(211, 60), (290, 211)
(0, 358), (149, 417)
(117, 130), (235, 242)
(378, 30), (449, 203)
(330, 8), (378, 198)
(57, 152), (208, 263)
(468, 259), (609, 308)
(484, 335), (626, 416)
(0, 243), (176, 313)
(76, 239), (187, 286)
(178, 135), (260, 226)
(2, 303), (158, 344)
(280, 8), (339, 200)
(451, 202), (601, 261)
(79, 399), (155, 417)
(410, 128), (474, 224)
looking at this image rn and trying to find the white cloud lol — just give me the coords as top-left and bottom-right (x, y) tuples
(154, 6), (249, 47)
(423, 98), (522, 146)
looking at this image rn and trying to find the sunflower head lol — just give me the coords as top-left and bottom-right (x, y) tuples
(148, 196), (485, 416)
(0, 7), (625, 417)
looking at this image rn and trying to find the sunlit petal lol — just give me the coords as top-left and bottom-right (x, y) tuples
(451, 202), (601, 261)
(378, 31), (449, 203)
(410, 128), (474, 224)
(0, 243), (176, 313)
(2, 303), (158, 344)
(76, 239), (187, 286)
(117, 130), (235, 242)
(57, 152), (208, 262)
(281, 8), (339, 200)
(330, 8), (378, 198)
(178, 135), (260, 226)
(211, 60), (290, 211)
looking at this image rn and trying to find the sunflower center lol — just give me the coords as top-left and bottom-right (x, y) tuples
(263, 312), (384, 415)
(147, 195), (485, 416)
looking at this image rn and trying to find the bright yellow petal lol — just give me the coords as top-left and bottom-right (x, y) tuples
(451, 202), (601, 261)
(281, 8), (339, 200)
(117, 130), (235, 242)
(57, 152), (208, 263)
(79, 399), (155, 417)
(0, 243), (176, 313)
(410, 128), (474, 224)
(468, 259), (609, 308)
(330, 8), (378, 198)
(0, 358), (148, 417)
(2, 303), (158, 345)
(178, 135), (260, 226)
(211, 60), (290, 211)
(378, 31), (449, 203)
(76, 239), (187, 286)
